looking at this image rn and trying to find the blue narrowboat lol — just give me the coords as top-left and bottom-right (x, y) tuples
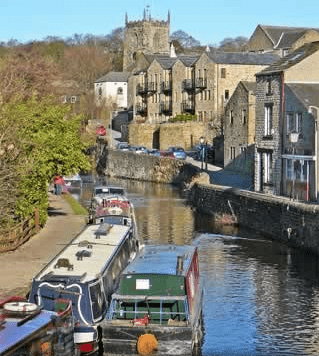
(28, 214), (139, 355)
(102, 244), (203, 355)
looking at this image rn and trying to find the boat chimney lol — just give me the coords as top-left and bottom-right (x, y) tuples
(176, 256), (184, 274)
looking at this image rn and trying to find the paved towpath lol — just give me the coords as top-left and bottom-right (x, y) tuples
(0, 192), (87, 299)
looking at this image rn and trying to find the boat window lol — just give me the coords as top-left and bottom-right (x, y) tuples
(89, 282), (107, 321)
(110, 298), (188, 325)
(109, 188), (125, 195)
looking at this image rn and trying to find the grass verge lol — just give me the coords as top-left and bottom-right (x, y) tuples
(63, 193), (88, 215)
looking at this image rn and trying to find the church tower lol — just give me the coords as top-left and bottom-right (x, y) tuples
(123, 7), (170, 71)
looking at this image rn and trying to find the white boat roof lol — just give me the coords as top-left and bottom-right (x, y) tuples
(34, 223), (131, 283)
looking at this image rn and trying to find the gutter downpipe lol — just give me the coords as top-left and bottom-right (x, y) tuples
(280, 72), (285, 196)
(308, 106), (319, 200)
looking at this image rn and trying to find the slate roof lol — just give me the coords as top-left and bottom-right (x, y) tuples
(260, 25), (319, 47)
(257, 41), (319, 75)
(206, 51), (279, 65)
(287, 83), (319, 109)
(241, 81), (257, 93)
(95, 71), (131, 83)
(275, 30), (307, 49)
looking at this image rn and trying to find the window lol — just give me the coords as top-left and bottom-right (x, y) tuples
(117, 87), (123, 95)
(263, 152), (272, 184)
(242, 110), (247, 124)
(98, 87), (102, 96)
(267, 79), (272, 95)
(221, 68), (226, 78)
(71, 96), (76, 103)
(287, 112), (302, 134)
(264, 104), (273, 136)
(230, 147), (236, 159)
(225, 90), (229, 100)
(229, 110), (234, 125)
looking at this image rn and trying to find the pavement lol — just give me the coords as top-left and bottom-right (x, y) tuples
(0, 192), (87, 299)
(186, 156), (254, 190)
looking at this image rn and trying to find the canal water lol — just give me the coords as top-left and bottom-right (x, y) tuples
(76, 176), (319, 356)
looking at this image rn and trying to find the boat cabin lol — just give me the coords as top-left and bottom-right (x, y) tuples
(29, 221), (138, 355)
(102, 245), (203, 355)
(0, 296), (74, 356)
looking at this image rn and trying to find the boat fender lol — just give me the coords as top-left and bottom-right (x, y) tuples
(136, 333), (158, 355)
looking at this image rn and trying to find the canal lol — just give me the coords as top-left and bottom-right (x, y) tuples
(76, 176), (319, 355)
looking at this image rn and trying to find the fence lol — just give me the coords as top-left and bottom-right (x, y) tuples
(0, 208), (39, 253)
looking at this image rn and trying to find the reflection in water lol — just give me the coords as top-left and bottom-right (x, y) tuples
(76, 176), (319, 355)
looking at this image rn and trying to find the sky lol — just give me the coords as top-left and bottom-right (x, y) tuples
(0, 0), (318, 46)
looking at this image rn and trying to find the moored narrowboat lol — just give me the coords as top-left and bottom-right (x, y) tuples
(0, 296), (75, 356)
(28, 217), (139, 355)
(102, 244), (203, 356)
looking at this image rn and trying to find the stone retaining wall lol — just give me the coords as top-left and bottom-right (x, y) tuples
(97, 148), (200, 184)
(187, 182), (319, 254)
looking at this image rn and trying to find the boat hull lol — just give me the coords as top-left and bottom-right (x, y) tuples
(102, 324), (199, 355)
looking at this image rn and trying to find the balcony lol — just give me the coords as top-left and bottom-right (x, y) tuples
(160, 102), (172, 115)
(181, 101), (195, 114)
(136, 83), (148, 96)
(195, 78), (207, 89)
(182, 79), (195, 91)
(135, 104), (147, 116)
(161, 81), (172, 93)
(147, 82), (157, 93)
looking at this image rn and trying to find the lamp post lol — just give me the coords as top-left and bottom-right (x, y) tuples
(199, 136), (207, 170)
(289, 131), (299, 200)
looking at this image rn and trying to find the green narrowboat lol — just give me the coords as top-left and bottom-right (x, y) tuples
(102, 244), (203, 355)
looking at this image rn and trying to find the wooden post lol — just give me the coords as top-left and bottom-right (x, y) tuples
(34, 207), (39, 232)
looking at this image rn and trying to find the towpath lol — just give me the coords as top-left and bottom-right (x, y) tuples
(0, 192), (87, 298)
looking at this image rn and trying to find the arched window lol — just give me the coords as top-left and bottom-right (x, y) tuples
(117, 87), (123, 95)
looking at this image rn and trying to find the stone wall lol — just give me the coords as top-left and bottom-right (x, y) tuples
(128, 121), (207, 150)
(187, 182), (319, 254)
(97, 148), (199, 184)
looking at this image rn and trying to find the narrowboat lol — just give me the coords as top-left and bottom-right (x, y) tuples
(102, 244), (203, 356)
(88, 186), (129, 224)
(0, 296), (75, 356)
(28, 217), (139, 355)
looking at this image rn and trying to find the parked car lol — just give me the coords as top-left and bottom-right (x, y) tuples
(96, 125), (106, 136)
(160, 150), (175, 159)
(116, 142), (130, 151)
(148, 149), (161, 157)
(167, 146), (187, 160)
(129, 145), (148, 154)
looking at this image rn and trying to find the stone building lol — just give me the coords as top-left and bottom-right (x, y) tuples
(123, 8), (170, 72)
(247, 25), (319, 57)
(224, 81), (256, 174)
(254, 41), (319, 200)
(94, 71), (131, 110)
(129, 48), (278, 145)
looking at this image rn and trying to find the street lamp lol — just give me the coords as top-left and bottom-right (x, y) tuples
(289, 131), (299, 200)
(199, 136), (207, 170)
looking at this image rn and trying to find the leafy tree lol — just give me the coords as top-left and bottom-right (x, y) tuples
(0, 97), (91, 226)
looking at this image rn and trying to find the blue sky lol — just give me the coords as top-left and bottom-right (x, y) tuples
(0, 0), (318, 45)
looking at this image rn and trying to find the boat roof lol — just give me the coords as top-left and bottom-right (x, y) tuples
(0, 309), (55, 354)
(34, 223), (131, 283)
(123, 244), (196, 277)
